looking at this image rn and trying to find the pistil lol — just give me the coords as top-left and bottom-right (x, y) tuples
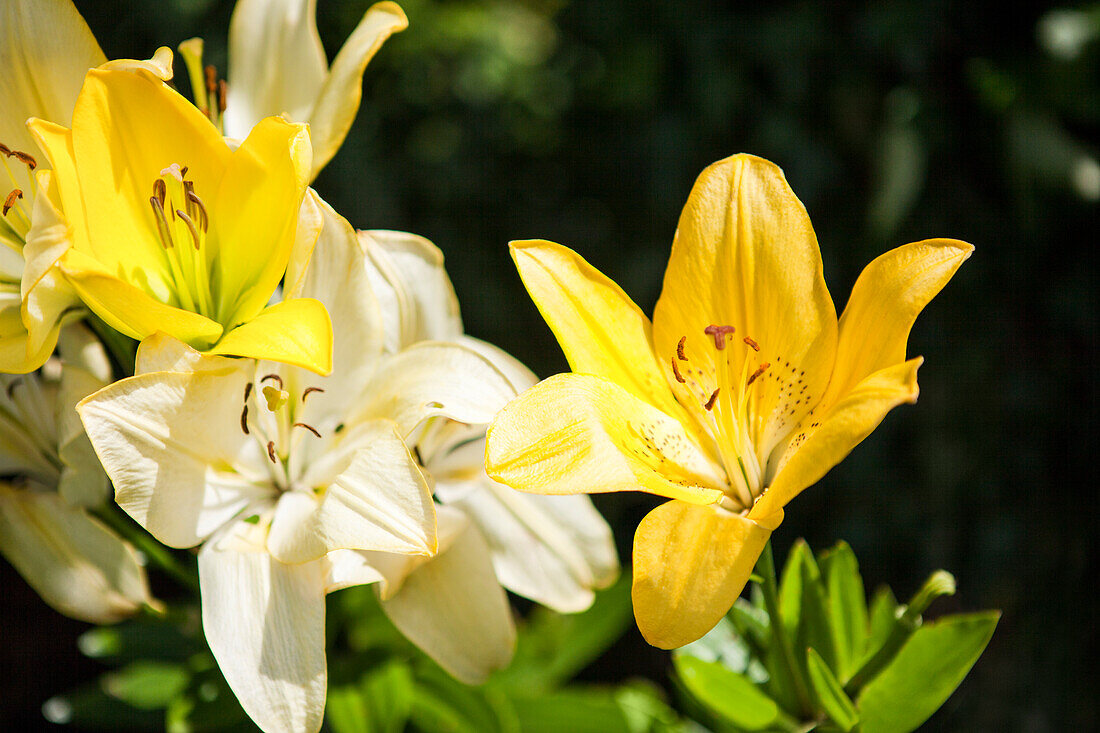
(148, 164), (215, 317)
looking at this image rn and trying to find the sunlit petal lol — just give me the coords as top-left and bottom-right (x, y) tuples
(209, 297), (332, 376)
(632, 500), (780, 649)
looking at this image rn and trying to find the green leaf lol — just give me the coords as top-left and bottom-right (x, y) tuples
(861, 586), (900, 668)
(328, 661), (414, 733)
(410, 664), (519, 733)
(857, 611), (1000, 733)
(673, 655), (780, 730)
(42, 684), (165, 731)
(817, 541), (868, 681)
(490, 574), (632, 694)
(102, 661), (191, 710)
(613, 681), (684, 733)
(78, 616), (203, 665)
(507, 689), (634, 733)
(164, 668), (255, 733)
(780, 541), (838, 674)
(805, 648), (859, 732)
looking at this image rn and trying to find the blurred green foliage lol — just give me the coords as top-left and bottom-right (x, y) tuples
(2, 0), (1096, 730)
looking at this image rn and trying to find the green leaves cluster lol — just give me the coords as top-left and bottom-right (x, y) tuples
(47, 577), (687, 733)
(672, 540), (999, 733)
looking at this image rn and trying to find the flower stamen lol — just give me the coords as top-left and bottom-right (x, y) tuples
(302, 387), (324, 402)
(293, 422), (322, 438)
(676, 336), (689, 361)
(2, 189), (21, 216)
(704, 388), (720, 411)
(742, 336), (759, 352)
(746, 362), (770, 387)
(670, 358), (686, 383)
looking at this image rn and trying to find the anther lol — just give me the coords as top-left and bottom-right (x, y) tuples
(240, 405), (250, 435)
(293, 422), (322, 438)
(704, 388), (720, 411)
(175, 209), (201, 249)
(302, 387), (324, 402)
(150, 196), (173, 248)
(11, 150), (35, 169)
(205, 65), (217, 94)
(0, 143), (9, 156)
(670, 357), (686, 384)
(261, 374), (283, 389)
(3, 189), (21, 216)
(676, 336), (689, 361)
(742, 336), (759, 352)
(266, 440), (277, 464)
(704, 324), (736, 349)
(186, 190), (208, 232)
(153, 178), (166, 207)
(746, 362), (770, 387)
(217, 80), (228, 113)
(244, 382), (253, 402)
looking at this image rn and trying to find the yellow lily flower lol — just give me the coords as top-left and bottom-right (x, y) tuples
(1, 0), (173, 373)
(485, 153), (973, 649)
(27, 67), (332, 374)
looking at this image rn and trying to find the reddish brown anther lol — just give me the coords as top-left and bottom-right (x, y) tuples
(742, 336), (760, 352)
(240, 405), (250, 435)
(294, 422), (322, 438)
(0, 142), (10, 156)
(205, 64), (217, 93)
(704, 388), (720, 411)
(670, 357), (686, 384)
(261, 373), (283, 389)
(244, 382), (253, 402)
(676, 336), (689, 361)
(704, 324), (736, 349)
(302, 386), (325, 402)
(217, 79), (228, 113)
(747, 362), (770, 387)
(11, 150), (35, 169)
(3, 189), (22, 216)
(267, 440), (278, 464)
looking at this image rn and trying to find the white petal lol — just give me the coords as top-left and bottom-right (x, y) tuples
(362, 229), (463, 347)
(0, 485), (152, 624)
(379, 507), (516, 683)
(283, 193), (384, 417)
(266, 420), (437, 563)
(434, 440), (619, 613)
(199, 529), (327, 733)
(77, 368), (272, 548)
(224, 0), (327, 140)
(354, 342), (517, 436)
(0, 0), (105, 193)
(56, 324), (111, 507)
(307, 2), (408, 176)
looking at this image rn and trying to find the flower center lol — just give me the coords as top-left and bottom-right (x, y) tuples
(238, 373), (327, 488)
(148, 163), (215, 317)
(670, 324), (814, 511)
(0, 141), (37, 243)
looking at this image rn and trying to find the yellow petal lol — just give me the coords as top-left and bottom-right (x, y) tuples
(820, 239), (973, 407)
(0, 0), (105, 194)
(651, 154), (838, 454)
(510, 240), (693, 424)
(486, 373), (725, 505)
(0, 296), (55, 373)
(60, 248), (223, 346)
(99, 46), (175, 80)
(209, 297), (332, 375)
(632, 500), (780, 649)
(751, 358), (923, 519)
(307, 2), (408, 177)
(210, 116), (312, 326)
(22, 169), (80, 358)
(67, 69), (229, 279)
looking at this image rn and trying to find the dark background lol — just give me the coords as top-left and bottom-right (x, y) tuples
(3, 0), (1096, 729)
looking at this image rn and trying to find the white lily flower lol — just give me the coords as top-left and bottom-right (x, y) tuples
(319, 227), (620, 681)
(0, 323), (155, 623)
(1, 0), (174, 373)
(77, 191), (519, 733)
(223, 0), (408, 180)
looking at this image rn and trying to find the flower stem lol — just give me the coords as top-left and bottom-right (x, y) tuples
(93, 504), (199, 593)
(756, 540), (814, 718)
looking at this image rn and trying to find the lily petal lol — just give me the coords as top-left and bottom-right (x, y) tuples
(379, 507), (516, 684)
(354, 341), (517, 435)
(56, 324), (111, 508)
(224, 0), (328, 140)
(307, 2), (408, 177)
(486, 372), (725, 504)
(632, 500), (780, 649)
(77, 367), (272, 548)
(59, 248), (223, 346)
(510, 239), (688, 422)
(752, 358), (923, 519)
(0, 485), (152, 624)
(209, 297), (332, 375)
(0, 0), (105, 195)
(267, 420), (437, 563)
(435, 460), (619, 612)
(651, 154), (837, 454)
(211, 116), (312, 327)
(363, 229), (463, 347)
(199, 528), (327, 733)
(821, 239), (973, 406)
